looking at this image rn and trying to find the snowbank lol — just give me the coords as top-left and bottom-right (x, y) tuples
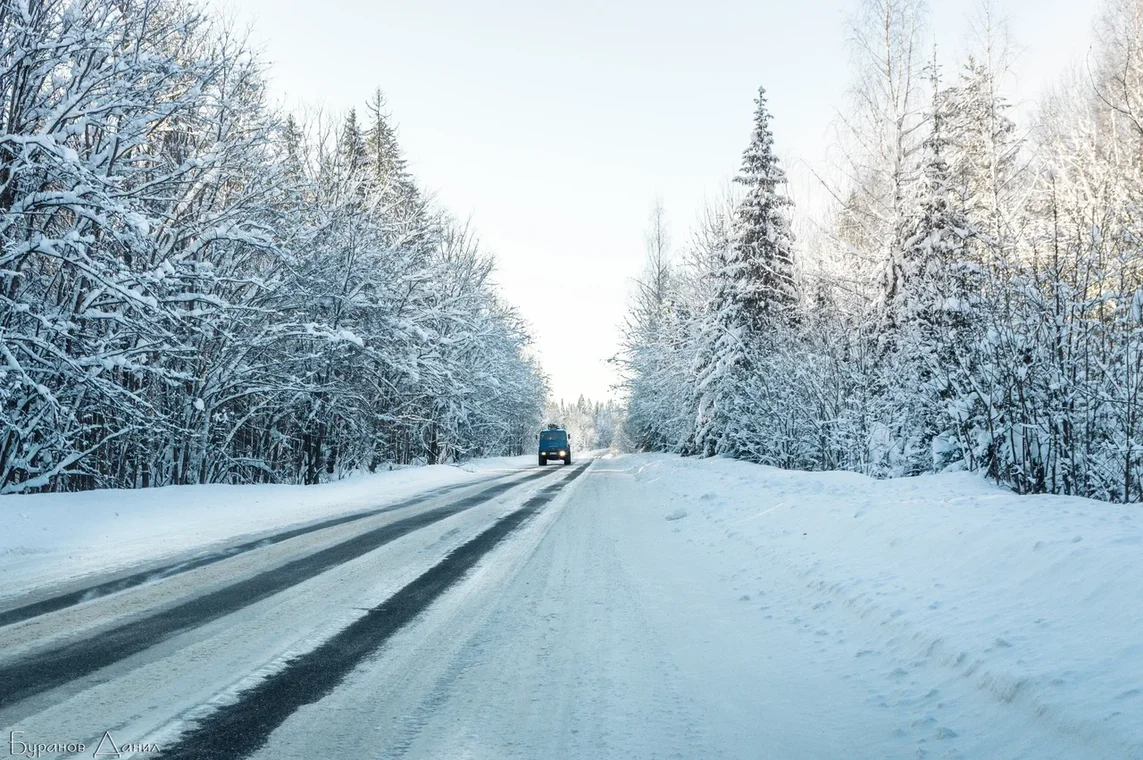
(626, 453), (1143, 757)
(0, 456), (532, 601)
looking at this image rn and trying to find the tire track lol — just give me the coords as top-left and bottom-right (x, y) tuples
(154, 461), (591, 760)
(0, 472), (523, 629)
(0, 467), (557, 709)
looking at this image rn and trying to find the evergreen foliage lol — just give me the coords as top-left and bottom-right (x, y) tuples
(620, 0), (1143, 503)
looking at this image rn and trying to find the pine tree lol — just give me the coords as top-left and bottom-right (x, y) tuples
(338, 109), (370, 181)
(730, 86), (797, 331)
(896, 67), (972, 331)
(887, 59), (978, 474)
(943, 55), (1019, 245)
(691, 86), (795, 459)
(281, 115), (307, 186)
(365, 90), (412, 192)
(365, 89), (431, 253)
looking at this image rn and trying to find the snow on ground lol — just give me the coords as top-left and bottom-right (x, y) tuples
(3, 451), (1138, 758)
(0, 455), (532, 601)
(0, 465), (577, 756)
(619, 453), (1143, 758)
(265, 452), (1142, 760)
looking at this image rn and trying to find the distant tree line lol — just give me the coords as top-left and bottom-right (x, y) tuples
(0, 0), (546, 493)
(545, 396), (622, 452)
(620, 0), (1143, 502)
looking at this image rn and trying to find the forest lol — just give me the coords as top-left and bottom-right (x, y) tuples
(0, 0), (547, 493)
(620, 0), (1143, 502)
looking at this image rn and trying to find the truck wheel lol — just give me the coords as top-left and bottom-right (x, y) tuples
(564, 455), (571, 465)
(538, 455), (546, 466)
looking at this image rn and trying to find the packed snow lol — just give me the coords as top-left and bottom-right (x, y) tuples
(3, 453), (1139, 759)
(260, 453), (1142, 759)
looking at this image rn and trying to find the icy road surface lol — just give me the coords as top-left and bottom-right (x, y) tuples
(1, 454), (1140, 759)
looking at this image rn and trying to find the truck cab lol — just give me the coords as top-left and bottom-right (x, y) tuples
(538, 426), (571, 466)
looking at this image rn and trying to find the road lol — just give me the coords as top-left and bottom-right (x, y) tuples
(0, 455), (1127, 760)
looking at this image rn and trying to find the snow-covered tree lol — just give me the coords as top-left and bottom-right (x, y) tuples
(0, 0), (546, 493)
(619, 0), (1143, 503)
(545, 396), (622, 452)
(882, 61), (979, 473)
(730, 87), (797, 330)
(691, 87), (795, 459)
(841, 0), (929, 305)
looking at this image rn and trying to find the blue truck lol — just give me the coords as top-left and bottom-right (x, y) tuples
(538, 425), (571, 466)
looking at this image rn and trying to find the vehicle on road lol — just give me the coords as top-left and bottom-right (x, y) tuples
(538, 425), (571, 466)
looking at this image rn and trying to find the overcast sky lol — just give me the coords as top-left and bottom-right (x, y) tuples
(218, 0), (1101, 402)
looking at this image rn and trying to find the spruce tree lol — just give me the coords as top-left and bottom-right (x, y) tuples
(691, 86), (795, 458)
(896, 72), (972, 332)
(365, 90), (411, 192)
(365, 89), (431, 253)
(944, 59), (1016, 224)
(338, 109), (369, 180)
(888, 60), (977, 474)
(731, 86), (797, 331)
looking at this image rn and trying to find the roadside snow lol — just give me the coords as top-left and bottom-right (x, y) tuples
(0, 456), (532, 601)
(626, 453), (1143, 758)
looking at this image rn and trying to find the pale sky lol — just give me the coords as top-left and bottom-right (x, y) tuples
(219, 0), (1101, 403)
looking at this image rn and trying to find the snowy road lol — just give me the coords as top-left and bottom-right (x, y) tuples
(2, 454), (1140, 759)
